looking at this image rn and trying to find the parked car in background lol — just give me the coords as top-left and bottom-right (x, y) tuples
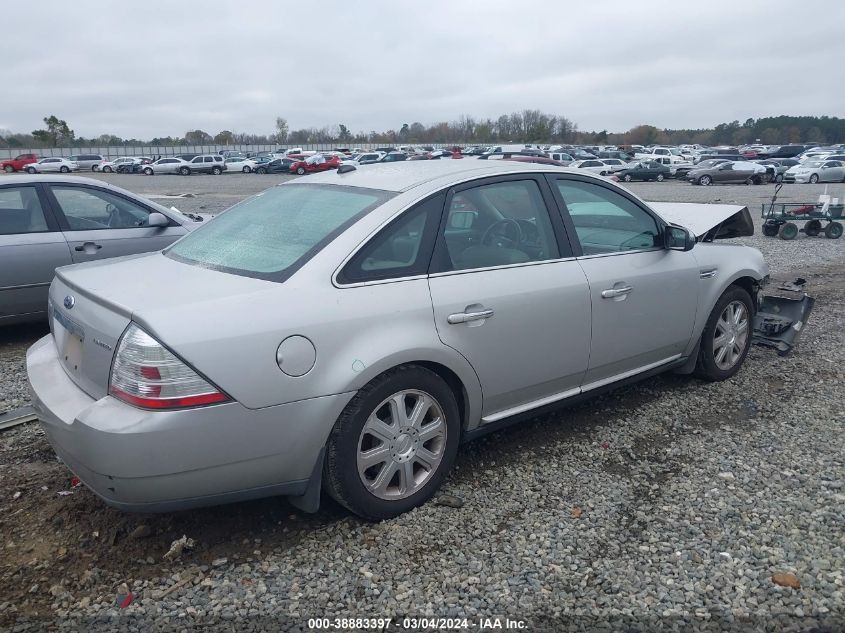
(676, 158), (729, 180)
(755, 158), (799, 183)
(25, 161), (766, 520)
(67, 154), (107, 171)
(254, 157), (297, 174)
(377, 152), (409, 163)
(289, 155), (342, 175)
(24, 158), (80, 174)
(351, 152), (385, 165)
(100, 157), (141, 173)
(547, 151), (574, 164)
(783, 160), (845, 184)
(615, 160), (671, 182)
(0, 175), (201, 325)
(569, 159), (614, 176)
(224, 156), (258, 173)
(687, 161), (766, 185)
(142, 158), (189, 176)
(2, 153), (40, 173)
(760, 145), (807, 159)
(598, 158), (629, 173)
(694, 154), (747, 164)
(183, 154), (227, 175)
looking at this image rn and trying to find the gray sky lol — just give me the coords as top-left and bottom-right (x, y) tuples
(2, 1), (843, 139)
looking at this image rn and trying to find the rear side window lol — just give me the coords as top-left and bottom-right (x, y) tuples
(167, 184), (394, 282)
(0, 186), (50, 235)
(339, 194), (444, 283)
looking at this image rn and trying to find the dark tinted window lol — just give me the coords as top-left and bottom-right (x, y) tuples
(340, 194), (444, 283)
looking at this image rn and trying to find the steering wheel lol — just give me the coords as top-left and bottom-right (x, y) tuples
(481, 218), (524, 249)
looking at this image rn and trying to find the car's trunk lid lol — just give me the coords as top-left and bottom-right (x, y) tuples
(49, 252), (276, 400)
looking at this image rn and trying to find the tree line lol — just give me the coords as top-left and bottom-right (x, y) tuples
(2, 113), (844, 149)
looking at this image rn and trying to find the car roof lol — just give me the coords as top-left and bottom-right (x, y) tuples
(297, 159), (581, 193)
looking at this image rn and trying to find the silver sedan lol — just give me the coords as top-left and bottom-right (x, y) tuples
(142, 157), (189, 175)
(27, 161), (767, 520)
(1, 175), (200, 324)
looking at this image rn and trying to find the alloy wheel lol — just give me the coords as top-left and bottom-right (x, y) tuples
(356, 390), (447, 500)
(713, 301), (749, 371)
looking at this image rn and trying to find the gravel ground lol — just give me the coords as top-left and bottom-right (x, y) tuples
(0, 173), (843, 631)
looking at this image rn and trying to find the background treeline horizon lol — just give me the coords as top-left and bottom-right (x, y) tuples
(2, 113), (844, 149)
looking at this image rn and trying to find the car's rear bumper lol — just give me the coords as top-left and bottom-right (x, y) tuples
(27, 334), (354, 512)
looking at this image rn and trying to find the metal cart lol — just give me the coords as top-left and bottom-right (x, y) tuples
(761, 184), (844, 240)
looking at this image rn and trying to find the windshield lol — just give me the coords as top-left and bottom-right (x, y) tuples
(166, 184), (394, 281)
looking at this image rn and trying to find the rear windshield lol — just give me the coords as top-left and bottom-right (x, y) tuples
(166, 184), (393, 281)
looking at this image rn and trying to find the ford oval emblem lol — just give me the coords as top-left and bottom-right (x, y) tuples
(63, 295), (75, 310)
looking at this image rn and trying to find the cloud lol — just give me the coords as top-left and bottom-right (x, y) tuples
(1, 0), (843, 139)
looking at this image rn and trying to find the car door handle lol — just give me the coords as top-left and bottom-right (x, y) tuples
(447, 308), (494, 324)
(601, 285), (632, 299)
(74, 242), (102, 251)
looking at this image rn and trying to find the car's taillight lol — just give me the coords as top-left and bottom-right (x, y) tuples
(109, 323), (229, 409)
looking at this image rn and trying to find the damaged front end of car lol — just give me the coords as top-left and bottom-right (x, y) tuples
(752, 278), (815, 356)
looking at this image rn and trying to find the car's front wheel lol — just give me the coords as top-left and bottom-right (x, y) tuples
(60, 166), (69, 173)
(25, 167), (36, 174)
(656, 173), (664, 181)
(698, 175), (712, 185)
(696, 286), (753, 381)
(256, 167), (266, 174)
(809, 174), (819, 184)
(143, 167), (154, 176)
(242, 166), (251, 173)
(323, 365), (460, 520)
(623, 174), (632, 182)
(296, 166), (306, 175)
(102, 166), (113, 173)
(179, 166), (190, 176)
(212, 166), (223, 175)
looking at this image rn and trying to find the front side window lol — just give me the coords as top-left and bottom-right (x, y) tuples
(555, 179), (660, 255)
(49, 186), (153, 230)
(0, 186), (50, 235)
(167, 184), (394, 281)
(439, 180), (560, 271)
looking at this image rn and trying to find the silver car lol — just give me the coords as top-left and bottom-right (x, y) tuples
(1, 175), (200, 324)
(24, 157), (79, 173)
(142, 157), (189, 176)
(27, 161), (767, 520)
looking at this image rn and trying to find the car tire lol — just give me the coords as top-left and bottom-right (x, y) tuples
(103, 166), (112, 173)
(256, 167), (267, 174)
(762, 222), (779, 237)
(824, 222), (843, 239)
(179, 166), (191, 176)
(695, 286), (753, 382)
(4, 165), (15, 173)
(296, 167), (306, 175)
(91, 166), (99, 172)
(323, 365), (461, 521)
(26, 167), (36, 174)
(143, 167), (154, 176)
(805, 219), (822, 236)
(60, 166), (69, 173)
(242, 166), (251, 173)
(698, 175), (711, 185)
(778, 222), (799, 240)
(809, 174), (819, 184)
(656, 173), (664, 182)
(623, 174), (632, 182)
(212, 166), (223, 175)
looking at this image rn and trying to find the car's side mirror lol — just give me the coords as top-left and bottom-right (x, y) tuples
(665, 224), (695, 251)
(147, 212), (169, 227)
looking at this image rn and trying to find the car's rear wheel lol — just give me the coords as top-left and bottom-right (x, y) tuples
(698, 175), (712, 185)
(256, 167), (266, 174)
(656, 173), (664, 182)
(143, 167), (154, 176)
(296, 166), (306, 175)
(60, 166), (69, 173)
(212, 166), (223, 175)
(3, 165), (14, 173)
(323, 365), (460, 521)
(696, 286), (753, 381)
(179, 166), (190, 176)
(103, 166), (113, 173)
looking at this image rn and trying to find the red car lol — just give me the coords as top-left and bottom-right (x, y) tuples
(289, 155), (342, 175)
(2, 153), (40, 173)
